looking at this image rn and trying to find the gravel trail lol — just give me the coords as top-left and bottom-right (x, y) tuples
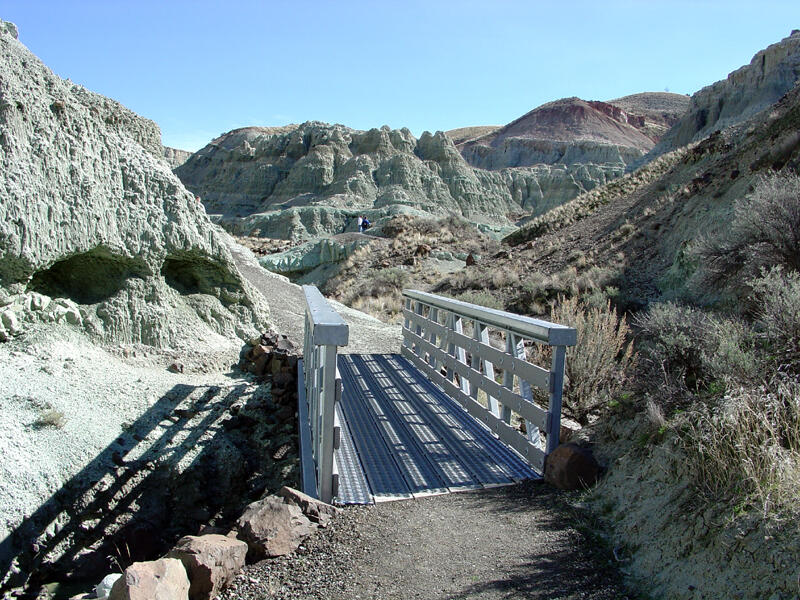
(219, 482), (633, 600)
(225, 235), (402, 354)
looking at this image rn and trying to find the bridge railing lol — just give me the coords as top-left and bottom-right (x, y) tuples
(401, 289), (577, 472)
(300, 285), (349, 503)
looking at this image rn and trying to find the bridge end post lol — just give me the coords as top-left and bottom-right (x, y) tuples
(546, 345), (567, 455)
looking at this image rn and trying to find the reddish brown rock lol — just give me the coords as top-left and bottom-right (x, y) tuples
(544, 443), (601, 490)
(465, 253), (476, 266)
(108, 558), (189, 600)
(166, 534), (247, 600)
(235, 496), (316, 559)
(252, 353), (269, 376)
(278, 486), (340, 527)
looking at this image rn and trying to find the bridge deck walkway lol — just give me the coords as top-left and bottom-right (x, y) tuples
(335, 353), (537, 504)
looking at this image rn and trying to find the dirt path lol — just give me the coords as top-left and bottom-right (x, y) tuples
(225, 236), (402, 354)
(219, 482), (634, 600)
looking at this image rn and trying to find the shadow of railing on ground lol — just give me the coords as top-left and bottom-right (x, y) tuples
(0, 375), (298, 597)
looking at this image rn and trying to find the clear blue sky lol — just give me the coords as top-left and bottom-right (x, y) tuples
(3, 1), (800, 151)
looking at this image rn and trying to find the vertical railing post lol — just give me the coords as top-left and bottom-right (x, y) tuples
(471, 321), (499, 417)
(301, 286), (349, 504)
(318, 344), (338, 503)
(427, 307), (439, 369)
(546, 345), (567, 455)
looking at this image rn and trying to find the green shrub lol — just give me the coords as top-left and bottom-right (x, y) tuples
(635, 302), (760, 398)
(750, 267), (800, 373)
(456, 291), (504, 310)
(694, 172), (800, 293)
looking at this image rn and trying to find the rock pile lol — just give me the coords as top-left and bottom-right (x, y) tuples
(78, 487), (337, 600)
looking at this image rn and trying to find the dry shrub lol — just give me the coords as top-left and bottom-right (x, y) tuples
(351, 293), (404, 322)
(455, 291), (504, 310)
(534, 295), (635, 424)
(750, 267), (800, 373)
(695, 172), (800, 293)
(683, 377), (800, 517)
(34, 409), (66, 429)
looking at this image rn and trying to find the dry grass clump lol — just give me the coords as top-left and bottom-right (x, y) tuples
(533, 295), (635, 424)
(33, 409), (66, 429)
(636, 266), (800, 519)
(683, 378), (800, 518)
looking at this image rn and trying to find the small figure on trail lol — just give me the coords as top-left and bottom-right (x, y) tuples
(358, 216), (372, 232)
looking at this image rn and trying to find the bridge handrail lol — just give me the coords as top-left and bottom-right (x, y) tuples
(301, 285), (349, 503)
(401, 289), (576, 471)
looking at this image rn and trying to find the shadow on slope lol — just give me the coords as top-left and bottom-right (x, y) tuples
(1, 376), (299, 597)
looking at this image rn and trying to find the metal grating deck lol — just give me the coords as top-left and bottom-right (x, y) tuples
(334, 353), (538, 504)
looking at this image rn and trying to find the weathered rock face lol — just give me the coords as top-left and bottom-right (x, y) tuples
(0, 21), (269, 348)
(650, 30), (800, 157)
(258, 235), (371, 277)
(164, 147), (193, 170)
(176, 124), (523, 232)
(607, 92), (691, 141)
(177, 118), (643, 242)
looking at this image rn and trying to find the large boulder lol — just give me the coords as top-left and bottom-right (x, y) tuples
(0, 20), (269, 349)
(108, 558), (189, 600)
(278, 486), (340, 527)
(166, 534), (247, 600)
(544, 443), (601, 490)
(235, 496), (316, 559)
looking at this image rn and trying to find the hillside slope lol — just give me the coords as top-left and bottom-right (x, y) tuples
(175, 121), (634, 241)
(456, 94), (688, 171)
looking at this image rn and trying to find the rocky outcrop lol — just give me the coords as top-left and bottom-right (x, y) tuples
(164, 147), (193, 170)
(176, 123), (521, 227)
(650, 30), (800, 157)
(258, 236), (372, 277)
(176, 119), (637, 241)
(0, 21), (269, 349)
(607, 92), (691, 141)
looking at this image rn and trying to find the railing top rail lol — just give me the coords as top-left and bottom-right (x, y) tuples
(402, 289), (577, 346)
(303, 285), (349, 347)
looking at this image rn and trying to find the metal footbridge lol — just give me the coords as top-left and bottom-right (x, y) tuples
(298, 287), (577, 505)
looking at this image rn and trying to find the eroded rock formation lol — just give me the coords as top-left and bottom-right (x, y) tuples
(0, 21), (269, 349)
(650, 30), (800, 157)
